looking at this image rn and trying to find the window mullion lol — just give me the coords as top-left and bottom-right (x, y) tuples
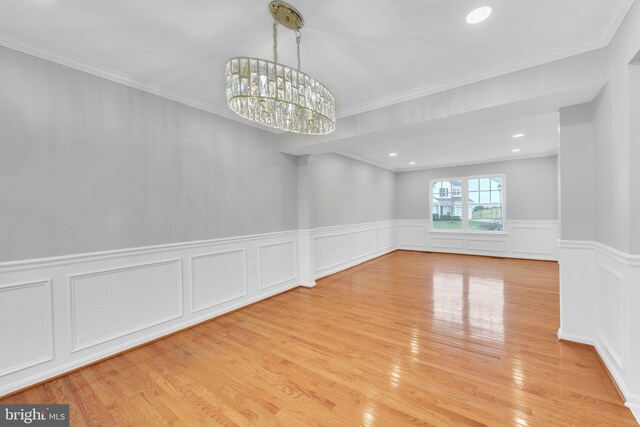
(461, 178), (469, 232)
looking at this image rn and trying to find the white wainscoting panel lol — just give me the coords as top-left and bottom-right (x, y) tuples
(70, 259), (183, 352)
(350, 229), (378, 260)
(314, 233), (350, 274)
(510, 221), (557, 258)
(595, 263), (627, 369)
(397, 220), (559, 261)
(0, 280), (53, 377)
(558, 240), (640, 424)
(313, 221), (397, 279)
(429, 236), (465, 250)
(0, 229), (301, 397)
(397, 224), (427, 248)
(258, 241), (298, 290)
(378, 226), (395, 251)
(466, 238), (509, 253)
(191, 249), (247, 313)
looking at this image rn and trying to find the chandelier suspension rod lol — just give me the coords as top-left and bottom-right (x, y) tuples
(296, 29), (301, 70)
(273, 21), (278, 63)
(272, 21), (302, 71)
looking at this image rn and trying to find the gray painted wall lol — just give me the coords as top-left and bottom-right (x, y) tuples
(590, 0), (640, 253)
(396, 156), (558, 220)
(559, 103), (595, 241)
(310, 154), (396, 228)
(0, 46), (298, 262)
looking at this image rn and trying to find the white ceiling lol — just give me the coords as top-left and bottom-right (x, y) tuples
(0, 0), (632, 121)
(340, 112), (560, 171)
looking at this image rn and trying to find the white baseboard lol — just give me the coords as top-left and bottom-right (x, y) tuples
(558, 240), (640, 425)
(557, 329), (594, 346)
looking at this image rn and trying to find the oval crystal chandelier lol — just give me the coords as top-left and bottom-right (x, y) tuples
(225, 1), (336, 135)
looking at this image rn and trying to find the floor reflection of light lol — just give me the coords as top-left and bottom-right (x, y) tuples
(433, 272), (464, 324)
(410, 327), (420, 356)
(432, 272), (505, 343)
(362, 403), (375, 426)
(390, 362), (402, 389)
(468, 276), (505, 342)
(512, 366), (525, 387)
(512, 363), (528, 426)
(410, 339), (419, 356)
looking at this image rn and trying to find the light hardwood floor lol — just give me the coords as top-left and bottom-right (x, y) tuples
(2, 251), (636, 426)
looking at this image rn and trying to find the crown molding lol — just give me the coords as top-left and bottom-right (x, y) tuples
(337, 39), (607, 119)
(394, 151), (558, 173)
(0, 30), (282, 134)
(334, 151), (397, 172)
(336, 0), (635, 119)
(601, 0), (637, 46)
(0, 0), (633, 125)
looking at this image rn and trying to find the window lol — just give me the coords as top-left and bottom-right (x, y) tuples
(431, 175), (504, 232)
(431, 179), (463, 230)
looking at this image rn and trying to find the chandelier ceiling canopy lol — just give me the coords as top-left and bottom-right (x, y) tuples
(225, 1), (336, 135)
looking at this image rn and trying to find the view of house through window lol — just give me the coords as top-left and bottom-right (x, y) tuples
(432, 179), (463, 230)
(431, 175), (504, 232)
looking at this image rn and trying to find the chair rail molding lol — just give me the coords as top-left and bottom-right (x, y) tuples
(557, 239), (640, 423)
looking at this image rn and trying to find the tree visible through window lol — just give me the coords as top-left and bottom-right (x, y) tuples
(431, 175), (504, 232)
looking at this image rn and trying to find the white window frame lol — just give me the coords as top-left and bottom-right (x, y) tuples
(429, 174), (507, 233)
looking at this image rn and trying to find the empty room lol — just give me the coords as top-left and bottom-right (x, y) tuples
(1, 0), (639, 425)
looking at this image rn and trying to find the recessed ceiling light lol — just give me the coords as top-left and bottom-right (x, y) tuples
(466, 6), (492, 24)
(389, 153), (398, 157)
(409, 162), (416, 165)
(512, 133), (525, 138)
(512, 149), (521, 153)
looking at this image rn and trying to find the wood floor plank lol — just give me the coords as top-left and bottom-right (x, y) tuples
(1, 251), (636, 426)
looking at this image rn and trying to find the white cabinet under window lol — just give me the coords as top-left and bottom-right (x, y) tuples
(431, 175), (505, 232)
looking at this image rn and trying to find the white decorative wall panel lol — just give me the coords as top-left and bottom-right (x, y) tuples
(0, 229), (301, 398)
(429, 236), (464, 250)
(70, 259), (183, 352)
(398, 224), (426, 247)
(378, 226), (395, 250)
(511, 224), (552, 256)
(397, 220), (559, 261)
(558, 240), (639, 421)
(0, 280), (53, 376)
(258, 241), (297, 289)
(191, 250), (247, 313)
(350, 229), (378, 260)
(314, 234), (350, 272)
(596, 263), (625, 367)
(467, 238), (508, 252)
(313, 221), (397, 279)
